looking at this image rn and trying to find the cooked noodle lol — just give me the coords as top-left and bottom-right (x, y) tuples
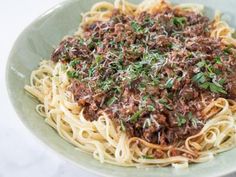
(25, 0), (236, 168)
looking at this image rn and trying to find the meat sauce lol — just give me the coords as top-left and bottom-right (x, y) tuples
(51, 7), (236, 145)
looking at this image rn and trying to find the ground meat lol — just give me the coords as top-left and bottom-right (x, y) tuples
(51, 37), (92, 62)
(52, 3), (236, 146)
(180, 86), (198, 101)
(70, 81), (92, 106)
(83, 106), (98, 121)
(143, 125), (160, 143)
(185, 37), (221, 55)
(226, 68), (236, 99)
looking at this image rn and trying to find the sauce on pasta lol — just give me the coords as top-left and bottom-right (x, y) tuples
(25, 0), (236, 167)
(51, 3), (236, 147)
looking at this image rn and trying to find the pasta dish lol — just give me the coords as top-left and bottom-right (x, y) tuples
(25, 0), (236, 168)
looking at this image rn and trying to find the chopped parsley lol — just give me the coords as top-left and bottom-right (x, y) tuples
(69, 59), (80, 68)
(109, 40), (116, 47)
(99, 79), (114, 91)
(131, 20), (143, 33)
(92, 55), (103, 66)
(214, 56), (222, 64)
(199, 82), (227, 94)
(172, 17), (186, 26)
(158, 99), (173, 110)
(143, 52), (163, 63)
(196, 60), (206, 68)
(129, 110), (143, 123)
(88, 67), (96, 77)
(147, 104), (155, 112)
(192, 60), (227, 94)
(177, 114), (186, 127)
(209, 83), (227, 94)
(67, 71), (78, 78)
(192, 72), (206, 84)
(144, 17), (155, 26)
(165, 78), (175, 88)
(106, 96), (117, 106)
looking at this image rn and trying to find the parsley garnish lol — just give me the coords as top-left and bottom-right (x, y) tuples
(214, 56), (222, 64)
(120, 120), (126, 131)
(147, 104), (155, 112)
(142, 95), (149, 101)
(209, 83), (227, 94)
(106, 96), (117, 106)
(69, 60), (80, 68)
(151, 77), (160, 86)
(158, 99), (173, 110)
(177, 114), (186, 126)
(109, 40), (116, 47)
(88, 67), (95, 77)
(143, 52), (163, 63)
(165, 78), (175, 88)
(199, 82), (227, 94)
(129, 110), (143, 123)
(196, 60), (206, 68)
(192, 72), (206, 84)
(193, 59), (227, 94)
(99, 79), (114, 91)
(67, 71), (78, 78)
(131, 21), (143, 33)
(172, 17), (186, 26)
(193, 60), (227, 94)
(144, 17), (155, 26)
(218, 78), (225, 85)
(112, 86), (121, 94)
(92, 55), (103, 66)
(79, 38), (85, 45)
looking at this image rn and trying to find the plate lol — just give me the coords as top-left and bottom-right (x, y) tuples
(6, 0), (236, 176)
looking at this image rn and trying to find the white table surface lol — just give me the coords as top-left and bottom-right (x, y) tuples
(0, 0), (99, 177)
(0, 1), (236, 177)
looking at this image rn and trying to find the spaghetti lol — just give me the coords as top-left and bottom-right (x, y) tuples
(25, 0), (236, 168)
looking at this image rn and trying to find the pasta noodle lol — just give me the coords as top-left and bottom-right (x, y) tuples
(25, 0), (236, 168)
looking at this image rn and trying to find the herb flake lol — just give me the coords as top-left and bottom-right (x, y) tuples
(177, 114), (186, 126)
(129, 110), (143, 123)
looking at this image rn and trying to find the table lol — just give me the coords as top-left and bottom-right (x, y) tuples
(0, 0), (98, 176)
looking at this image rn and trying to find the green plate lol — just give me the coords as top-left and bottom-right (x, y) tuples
(6, 0), (236, 176)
